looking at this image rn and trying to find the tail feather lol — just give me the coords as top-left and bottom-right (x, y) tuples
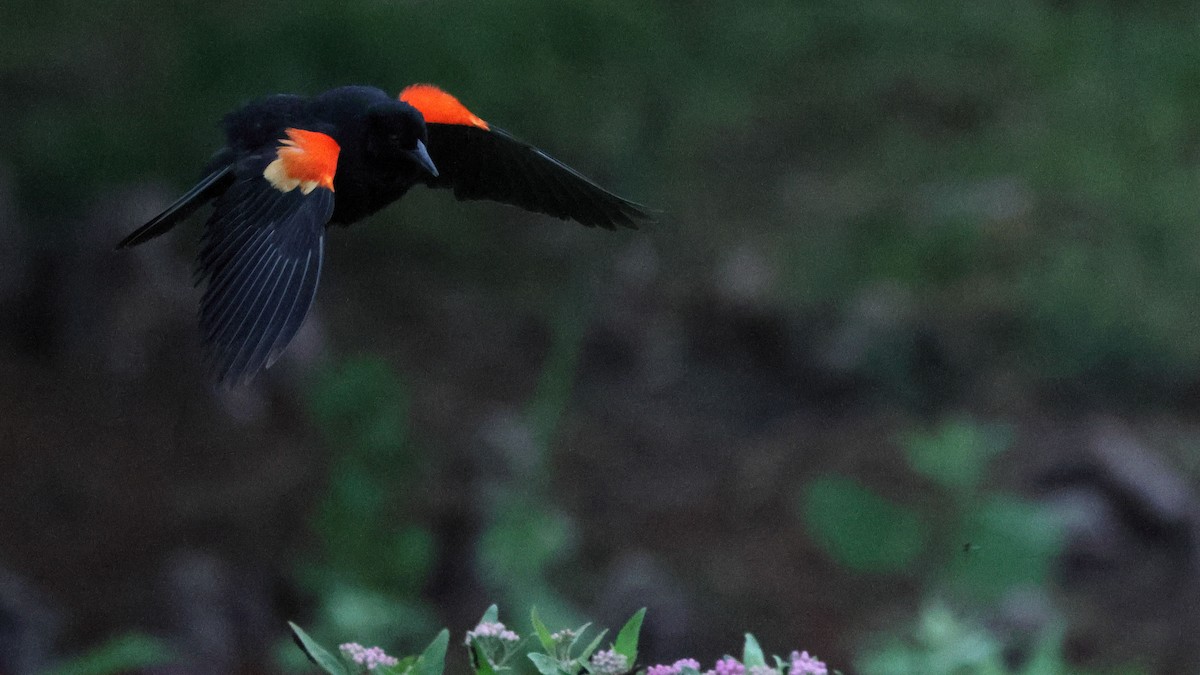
(117, 165), (235, 249)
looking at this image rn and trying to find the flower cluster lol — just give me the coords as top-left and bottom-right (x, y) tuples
(464, 621), (520, 645)
(646, 658), (702, 675)
(789, 651), (827, 675)
(713, 657), (745, 675)
(338, 643), (399, 671)
(588, 648), (630, 675)
(550, 628), (579, 643)
(644, 652), (827, 675)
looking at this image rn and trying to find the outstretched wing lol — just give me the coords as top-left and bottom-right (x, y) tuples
(117, 164), (235, 249)
(196, 128), (339, 385)
(400, 84), (654, 230)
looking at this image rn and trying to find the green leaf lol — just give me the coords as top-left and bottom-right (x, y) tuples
(568, 623), (593, 654)
(288, 622), (350, 675)
(531, 607), (557, 654)
(472, 641), (498, 675)
(480, 604), (500, 625)
(383, 655), (419, 675)
(948, 496), (1064, 600)
(48, 633), (173, 675)
(742, 634), (766, 668)
(529, 652), (566, 675)
(800, 474), (927, 573)
(577, 628), (609, 663)
(612, 608), (646, 666)
(415, 629), (450, 675)
(902, 419), (1011, 491)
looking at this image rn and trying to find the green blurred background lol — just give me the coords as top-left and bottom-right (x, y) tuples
(4, 0), (1200, 673)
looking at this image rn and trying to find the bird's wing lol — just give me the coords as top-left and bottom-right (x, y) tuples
(400, 84), (654, 230)
(117, 164), (235, 249)
(196, 128), (339, 385)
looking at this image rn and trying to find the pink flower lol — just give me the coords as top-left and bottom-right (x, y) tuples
(713, 657), (746, 675)
(589, 648), (630, 675)
(339, 642), (399, 670)
(465, 621), (520, 645)
(788, 651), (827, 675)
(647, 658), (703, 675)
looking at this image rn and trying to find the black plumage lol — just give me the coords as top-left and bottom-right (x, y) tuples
(118, 85), (653, 384)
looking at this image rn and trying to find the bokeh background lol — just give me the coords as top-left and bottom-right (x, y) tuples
(4, 1), (1200, 673)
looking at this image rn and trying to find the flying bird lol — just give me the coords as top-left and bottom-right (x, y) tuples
(118, 84), (653, 384)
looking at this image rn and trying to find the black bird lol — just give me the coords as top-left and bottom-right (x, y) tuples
(118, 84), (653, 384)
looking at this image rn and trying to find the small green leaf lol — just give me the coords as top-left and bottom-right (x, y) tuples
(742, 634), (766, 668)
(383, 655), (419, 675)
(415, 629), (450, 675)
(577, 629), (609, 663)
(529, 652), (566, 675)
(531, 607), (556, 654)
(800, 474), (927, 573)
(472, 641), (498, 675)
(568, 623), (593, 653)
(903, 419), (1011, 491)
(613, 608), (646, 666)
(948, 496), (1064, 600)
(679, 668), (701, 675)
(480, 604), (500, 625)
(288, 622), (350, 675)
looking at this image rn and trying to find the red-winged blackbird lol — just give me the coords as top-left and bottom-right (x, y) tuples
(118, 84), (653, 385)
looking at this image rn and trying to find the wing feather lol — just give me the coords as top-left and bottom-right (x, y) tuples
(196, 141), (335, 385)
(422, 123), (655, 230)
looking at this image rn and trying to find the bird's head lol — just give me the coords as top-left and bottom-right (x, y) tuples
(365, 102), (438, 177)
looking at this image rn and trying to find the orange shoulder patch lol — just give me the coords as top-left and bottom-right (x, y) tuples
(399, 84), (489, 130)
(263, 128), (340, 194)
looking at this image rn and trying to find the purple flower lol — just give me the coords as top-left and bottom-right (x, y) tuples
(788, 651), (827, 675)
(647, 658), (703, 675)
(589, 648), (630, 675)
(339, 643), (399, 670)
(551, 628), (578, 643)
(713, 657), (746, 675)
(465, 621), (520, 645)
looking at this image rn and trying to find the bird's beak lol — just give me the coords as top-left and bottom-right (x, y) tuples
(411, 140), (439, 177)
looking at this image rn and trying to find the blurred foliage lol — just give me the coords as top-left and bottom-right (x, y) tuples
(801, 415), (1064, 616)
(802, 475), (926, 574)
(903, 420), (1012, 493)
(46, 633), (173, 675)
(858, 602), (1146, 675)
(297, 356), (438, 655)
(477, 281), (590, 627)
(801, 415), (1065, 662)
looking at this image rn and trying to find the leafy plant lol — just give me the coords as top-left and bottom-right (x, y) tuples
(799, 416), (1063, 601)
(298, 357), (439, 648)
(798, 417), (1069, 671)
(290, 621), (448, 675)
(289, 606), (833, 675)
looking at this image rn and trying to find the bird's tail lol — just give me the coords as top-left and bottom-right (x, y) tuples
(117, 165), (235, 249)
